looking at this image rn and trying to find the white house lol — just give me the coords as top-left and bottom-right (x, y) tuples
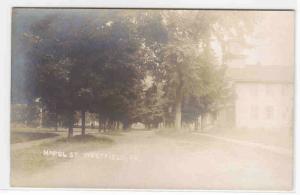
(217, 65), (294, 130)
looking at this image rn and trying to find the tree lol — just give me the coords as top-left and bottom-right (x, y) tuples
(138, 84), (165, 129)
(152, 11), (256, 130)
(17, 9), (255, 135)
(21, 10), (161, 135)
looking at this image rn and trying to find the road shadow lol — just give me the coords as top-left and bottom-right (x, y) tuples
(56, 134), (114, 144)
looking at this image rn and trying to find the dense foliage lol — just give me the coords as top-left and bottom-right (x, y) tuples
(12, 10), (255, 137)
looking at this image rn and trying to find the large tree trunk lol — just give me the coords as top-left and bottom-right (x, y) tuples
(81, 110), (86, 135)
(98, 116), (102, 132)
(174, 80), (184, 130)
(55, 123), (58, 131)
(116, 121), (120, 130)
(108, 119), (113, 130)
(200, 114), (205, 132)
(113, 121), (116, 130)
(39, 107), (45, 128)
(194, 118), (199, 131)
(54, 104), (58, 131)
(68, 113), (74, 138)
(174, 100), (182, 130)
(54, 113), (58, 131)
(123, 120), (130, 131)
(68, 125), (73, 138)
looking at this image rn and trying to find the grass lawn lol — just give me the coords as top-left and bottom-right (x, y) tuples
(11, 126), (62, 144)
(11, 133), (114, 176)
(11, 131), (60, 144)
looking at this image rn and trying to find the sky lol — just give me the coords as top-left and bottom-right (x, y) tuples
(239, 11), (294, 67)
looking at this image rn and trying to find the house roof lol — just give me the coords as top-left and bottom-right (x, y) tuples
(226, 65), (294, 84)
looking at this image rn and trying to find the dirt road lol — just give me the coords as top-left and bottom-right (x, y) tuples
(12, 130), (293, 190)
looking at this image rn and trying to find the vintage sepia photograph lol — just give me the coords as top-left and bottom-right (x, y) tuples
(11, 8), (294, 190)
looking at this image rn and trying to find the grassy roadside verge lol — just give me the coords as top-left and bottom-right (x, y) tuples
(11, 134), (114, 177)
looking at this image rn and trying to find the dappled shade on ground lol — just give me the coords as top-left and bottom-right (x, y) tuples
(11, 131), (59, 144)
(56, 134), (114, 144)
(11, 133), (115, 177)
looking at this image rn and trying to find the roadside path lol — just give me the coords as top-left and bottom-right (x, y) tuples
(193, 133), (293, 157)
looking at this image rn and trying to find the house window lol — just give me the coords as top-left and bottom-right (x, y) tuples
(250, 106), (259, 120)
(265, 85), (272, 96)
(282, 108), (288, 119)
(265, 106), (274, 120)
(281, 85), (286, 96)
(250, 86), (258, 97)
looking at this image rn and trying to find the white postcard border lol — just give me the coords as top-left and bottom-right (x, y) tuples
(0, 0), (297, 194)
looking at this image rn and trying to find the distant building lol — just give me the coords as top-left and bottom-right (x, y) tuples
(217, 65), (294, 130)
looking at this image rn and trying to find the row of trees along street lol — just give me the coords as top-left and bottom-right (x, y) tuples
(12, 10), (255, 138)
